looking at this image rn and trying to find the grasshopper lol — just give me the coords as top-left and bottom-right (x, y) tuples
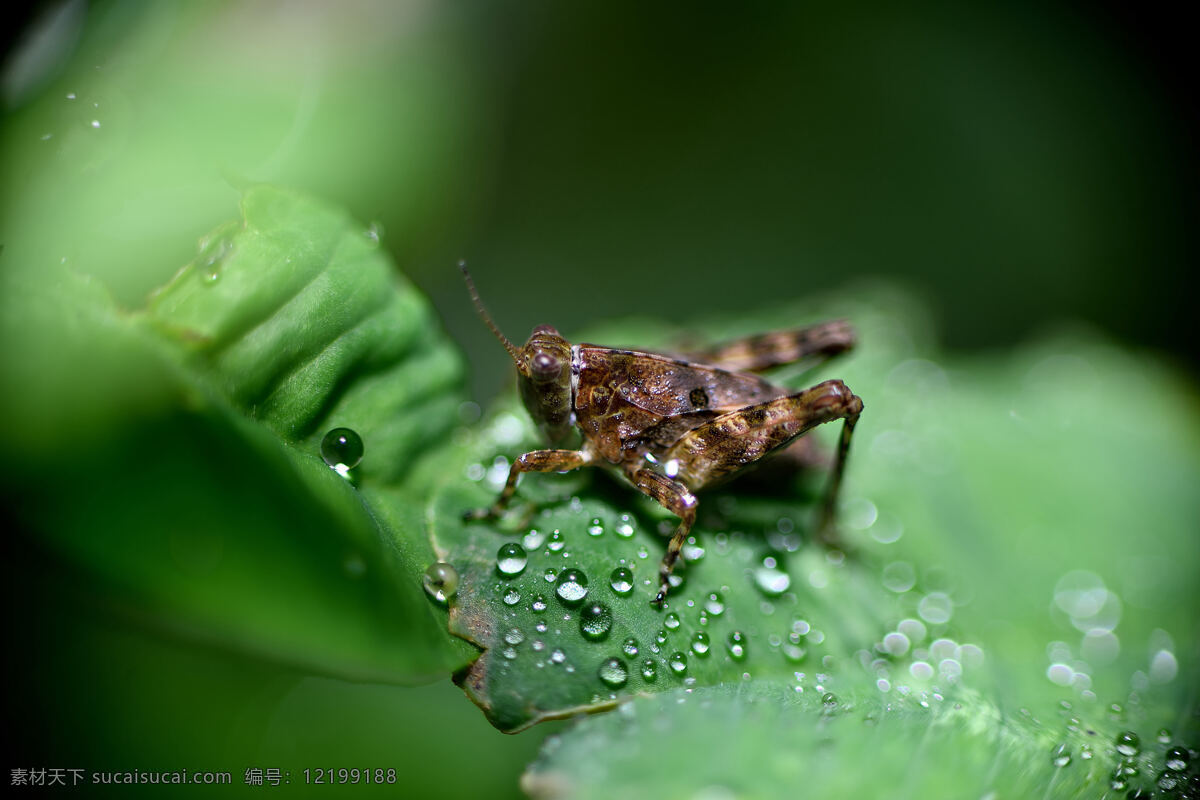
(461, 265), (863, 606)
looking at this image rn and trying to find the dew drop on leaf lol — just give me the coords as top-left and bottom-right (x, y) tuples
(727, 631), (747, 661)
(622, 637), (639, 657)
(704, 591), (725, 616)
(423, 562), (458, 606)
(496, 542), (528, 576)
(641, 658), (657, 681)
(609, 567), (634, 596)
(556, 568), (589, 605)
(664, 612), (681, 630)
(615, 513), (635, 538)
(668, 651), (688, 676)
(1115, 731), (1140, 757)
(691, 631), (710, 657)
(579, 602), (613, 641)
(598, 657), (628, 688)
(321, 427), (364, 470)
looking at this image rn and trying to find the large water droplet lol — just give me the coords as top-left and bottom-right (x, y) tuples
(609, 567), (634, 596)
(615, 513), (635, 538)
(1115, 731), (1140, 757)
(598, 657), (628, 688)
(579, 602), (613, 640)
(664, 612), (681, 630)
(504, 628), (525, 645)
(917, 592), (953, 624)
(496, 542), (528, 576)
(502, 587), (521, 605)
(321, 427), (364, 470)
(668, 651), (688, 676)
(691, 631), (710, 657)
(423, 562), (458, 605)
(727, 631), (747, 661)
(1164, 746), (1189, 772)
(556, 568), (589, 605)
(754, 557), (790, 596)
(705, 591), (725, 616)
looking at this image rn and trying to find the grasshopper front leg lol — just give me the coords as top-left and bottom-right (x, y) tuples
(464, 449), (593, 521)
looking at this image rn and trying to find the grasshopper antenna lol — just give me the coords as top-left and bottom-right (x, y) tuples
(460, 261), (520, 363)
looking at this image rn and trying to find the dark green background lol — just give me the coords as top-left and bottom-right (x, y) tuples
(2, 2), (1195, 797)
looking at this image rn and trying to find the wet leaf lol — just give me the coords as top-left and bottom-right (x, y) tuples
(3, 186), (475, 682)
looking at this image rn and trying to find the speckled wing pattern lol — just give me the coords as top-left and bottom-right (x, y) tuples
(573, 346), (788, 463)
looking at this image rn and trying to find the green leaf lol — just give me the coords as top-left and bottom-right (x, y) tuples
(522, 684), (1166, 799)
(431, 287), (1198, 794)
(3, 186), (475, 682)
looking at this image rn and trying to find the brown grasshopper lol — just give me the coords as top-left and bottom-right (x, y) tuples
(460, 265), (863, 606)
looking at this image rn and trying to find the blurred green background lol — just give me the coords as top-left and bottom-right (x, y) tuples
(2, 1), (1195, 797)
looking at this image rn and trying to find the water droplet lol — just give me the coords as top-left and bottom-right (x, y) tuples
(821, 692), (838, 708)
(496, 542), (528, 576)
(580, 602), (613, 640)
(547, 529), (565, 552)
(668, 651), (688, 676)
(727, 631), (747, 661)
(423, 562), (458, 605)
(555, 568), (589, 605)
(881, 561), (916, 593)
(691, 631), (711, 657)
(754, 558), (791, 596)
(504, 628), (525, 645)
(502, 587), (521, 605)
(641, 658), (658, 681)
(588, 517), (605, 536)
(882, 631), (910, 657)
(502, 646), (517, 660)
(1051, 743), (1071, 768)
(622, 637), (639, 657)
(917, 592), (953, 624)
(704, 591), (725, 616)
(321, 427), (364, 470)
(550, 648), (566, 664)
(1115, 731), (1140, 757)
(523, 529), (547, 549)
(609, 567), (634, 596)
(1156, 728), (1172, 744)
(615, 513), (635, 538)
(664, 612), (681, 630)
(531, 595), (548, 613)
(544, 568), (558, 583)
(681, 537), (705, 562)
(597, 657), (629, 688)
(1164, 746), (1189, 772)
(1156, 770), (1184, 793)
(655, 629), (668, 645)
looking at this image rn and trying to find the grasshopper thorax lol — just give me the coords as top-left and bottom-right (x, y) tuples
(517, 326), (573, 443)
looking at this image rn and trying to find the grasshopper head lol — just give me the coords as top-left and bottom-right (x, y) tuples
(461, 265), (574, 443)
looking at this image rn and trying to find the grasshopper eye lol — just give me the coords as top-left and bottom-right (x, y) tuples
(531, 351), (562, 379)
